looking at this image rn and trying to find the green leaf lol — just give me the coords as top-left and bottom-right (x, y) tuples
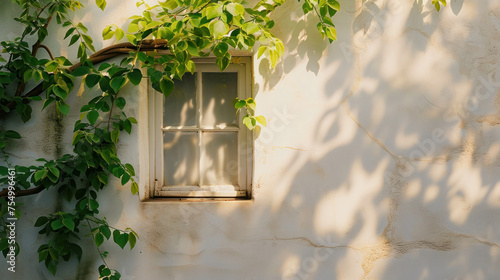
(71, 66), (90, 76)
(82, 34), (95, 52)
(125, 163), (135, 176)
(210, 21), (229, 38)
(206, 3), (223, 20)
(47, 259), (57, 276)
(100, 226), (111, 240)
(245, 98), (256, 110)
(159, 77), (174, 97)
(45, 61), (58, 72)
(34, 169), (47, 181)
(89, 199), (99, 211)
(102, 26), (114, 40)
(127, 69), (142, 85)
(257, 46), (267, 58)
(128, 232), (137, 249)
(87, 110), (99, 125)
(243, 115), (255, 130)
(111, 130), (119, 144)
(51, 219), (64, 230)
(96, 0), (107, 10)
(69, 34), (79, 46)
(121, 173), (130, 185)
(113, 230), (128, 249)
(110, 76), (127, 92)
(34, 216), (49, 227)
(115, 28), (124, 41)
(38, 249), (48, 263)
(131, 182), (139, 195)
(57, 102), (70, 116)
(123, 119), (132, 134)
(48, 166), (60, 178)
(23, 69), (32, 82)
(85, 74), (101, 88)
(95, 232), (104, 247)
(5, 130), (21, 139)
(255, 115), (267, 126)
(235, 100), (246, 109)
(62, 218), (75, 231)
(114, 97), (126, 110)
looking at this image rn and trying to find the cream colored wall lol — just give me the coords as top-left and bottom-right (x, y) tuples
(2, 0), (500, 279)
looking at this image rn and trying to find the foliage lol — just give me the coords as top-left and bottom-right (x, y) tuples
(0, 0), (446, 278)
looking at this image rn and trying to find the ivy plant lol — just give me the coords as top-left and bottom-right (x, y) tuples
(0, 0), (446, 278)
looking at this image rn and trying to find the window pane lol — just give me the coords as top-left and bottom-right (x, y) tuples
(164, 132), (199, 186)
(201, 132), (238, 185)
(164, 73), (197, 126)
(202, 72), (238, 126)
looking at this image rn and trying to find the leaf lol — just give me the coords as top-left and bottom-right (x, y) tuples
(47, 259), (57, 276)
(243, 115), (255, 130)
(57, 102), (70, 116)
(115, 28), (124, 41)
(131, 182), (139, 195)
(257, 46), (267, 58)
(111, 130), (119, 144)
(69, 34), (79, 46)
(123, 119), (132, 134)
(85, 74), (101, 88)
(102, 26), (114, 40)
(127, 69), (142, 85)
(113, 230), (128, 249)
(87, 110), (99, 125)
(23, 69), (32, 82)
(95, 232), (104, 247)
(89, 199), (99, 211)
(82, 34), (95, 52)
(235, 100), (246, 109)
(48, 166), (60, 178)
(45, 61), (58, 72)
(125, 163), (135, 176)
(38, 249), (48, 263)
(100, 226), (112, 240)
(121, 173), (130, 185)
(62, 218), (75, 231)
(206, 3), (223, 20)
(255, 115), (267, 127)
(51, 219), (64, 230)
(246, 98), (256, 110)
(71, 66), (90, 76)
(128, 232), (137, 249)
(159, 77), (174, 97)
(96, 0), (107, 10)
(115, 97), (126, 110)
(34, 216), (49, 227)
(110, 76), (127, 92)
(5, 130), (21, 139)
(34, 169), (47, 181)
(210, 20), (228, 38)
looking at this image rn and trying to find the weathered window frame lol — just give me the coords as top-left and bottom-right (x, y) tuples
(146, 56), (253, 198)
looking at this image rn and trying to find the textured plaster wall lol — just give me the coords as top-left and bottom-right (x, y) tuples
(2, 0), (500, 279)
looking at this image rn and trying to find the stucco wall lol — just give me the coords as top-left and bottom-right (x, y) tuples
(2, 0), (500, 279)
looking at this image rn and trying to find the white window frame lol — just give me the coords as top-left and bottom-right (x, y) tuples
(148, 56), (253, 198)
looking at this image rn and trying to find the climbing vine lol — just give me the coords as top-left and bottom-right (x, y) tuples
(0, 0), (446, 278)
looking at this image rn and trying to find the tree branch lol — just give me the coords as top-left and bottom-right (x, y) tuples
(0, 185), (45, 198)
(0, 39), (169, 120)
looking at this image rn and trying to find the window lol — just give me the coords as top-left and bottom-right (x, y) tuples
(149, 57), (252, 198)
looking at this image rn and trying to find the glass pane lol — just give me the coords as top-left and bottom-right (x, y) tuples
(164, 73), (197, 126)
(163, 132), (198, 186)
(201, 132), (238, 185)
(202, 72), (238, 126)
